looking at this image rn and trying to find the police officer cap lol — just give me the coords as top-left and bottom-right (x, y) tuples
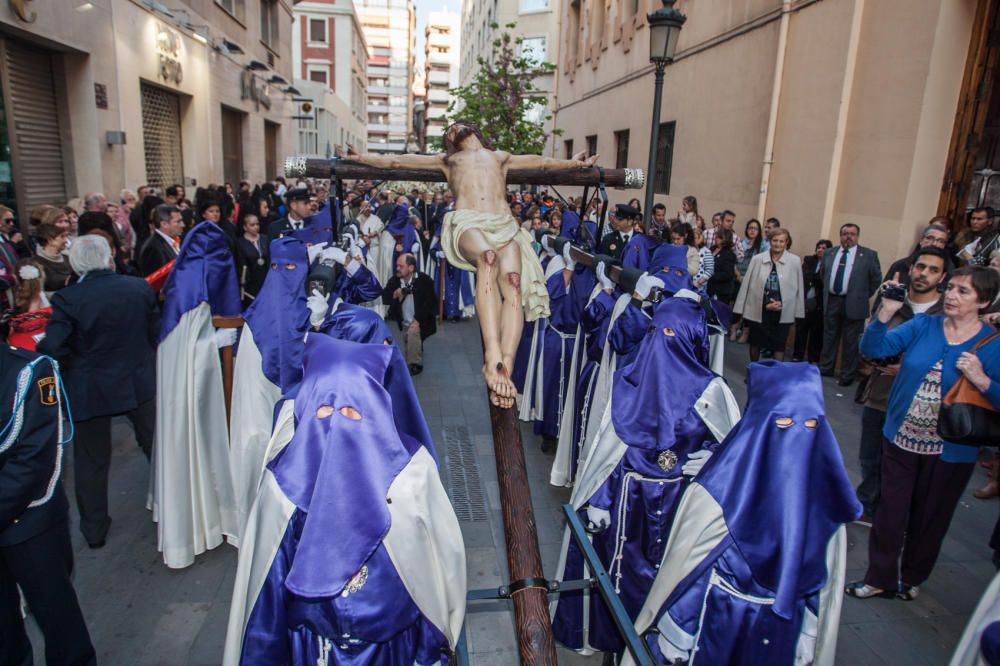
(285, 187), (311, 203)
(615, 203), (641, 219)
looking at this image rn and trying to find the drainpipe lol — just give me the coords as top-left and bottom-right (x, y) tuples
(820, 0), (865, 238)
(756, 0), (792, 221)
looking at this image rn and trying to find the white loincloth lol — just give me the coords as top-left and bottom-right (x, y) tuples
(440, 209), (549, 321)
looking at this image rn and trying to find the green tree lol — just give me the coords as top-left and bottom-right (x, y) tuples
(434, 22), (561, 155)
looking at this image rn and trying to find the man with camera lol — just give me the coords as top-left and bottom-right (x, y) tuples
(382, 253), (436, 375)
(853, 246), (949, 524)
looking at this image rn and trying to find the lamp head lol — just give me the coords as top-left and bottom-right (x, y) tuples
(648, 0), (687, 65)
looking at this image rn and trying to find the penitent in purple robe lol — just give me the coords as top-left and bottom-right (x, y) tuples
(627, 362), (860, 666)
(224, 336), (464, 666)
(531, 257), (596, 438)
(553, 296), (739, 655)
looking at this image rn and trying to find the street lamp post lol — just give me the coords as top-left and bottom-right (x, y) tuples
(644, 0), (686, 225)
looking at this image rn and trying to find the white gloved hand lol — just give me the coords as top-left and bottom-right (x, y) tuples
(585, 506), (611, 532)
(213, 328), (237, 348)
(633, 273), (665, 300)
(562, 242), (577, 271)
(541, 234), (556, 257)
(307, 242), (329, 264)
(307, 289), (329, 327)
(596, 260), (614, 291)
(322, 246), (348, 266)
(681, 448), (713, 477)
(411, 241), (421, 255)
(436, 250), (446, 259)
(344, 241), (362, 276)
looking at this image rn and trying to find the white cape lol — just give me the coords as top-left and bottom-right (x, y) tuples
(950, 571), (1000, 666)
(229, 324), (282, 539)
(151, 302), (238, 569)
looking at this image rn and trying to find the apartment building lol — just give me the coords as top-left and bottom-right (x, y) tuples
(353, 0), (416, 154)
(422, 9), (461, 149)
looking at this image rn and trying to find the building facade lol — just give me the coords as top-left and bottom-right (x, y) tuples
(551, 0), (998, 267)
(292, 0), (368, 156)
(353, 0), (416, 154)
(0, 0), (297, 222)
(460, 0), (561, 144)
(422, 9), (460, 150)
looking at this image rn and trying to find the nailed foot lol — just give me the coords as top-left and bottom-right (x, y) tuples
(483, 359), (516, 409)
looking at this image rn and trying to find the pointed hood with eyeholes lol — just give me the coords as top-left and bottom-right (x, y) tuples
(287, 204), (335, 247)
(559, 210), (597, 252)
(159, 220), (241, 342)
(268, 335), (417, 599)
(611, 296), (713, 450)
(695, 361), (861, 619)
(648, 244), (694, 296)
(242, 237), (311, 390)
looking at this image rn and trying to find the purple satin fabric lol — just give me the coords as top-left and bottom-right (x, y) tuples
(288, 206), (335, 247)
(269, 336), (410, 599)
(430, 236), (474, 319)
(511, 321), (536, 393)
(648, 244), (695, 295)
(533, 267), (595, 437)
(159, 220), (241, 341)
(612, 297), (715, 450)
(697, 361), (861, 619)
(243, 237), (310, 389)
(241, 508), (449, 665)
(333, 265), (382, 304)
(621, 234), (656, 272)
(385, 204), (410, 236)
(559, 211), (597, 251)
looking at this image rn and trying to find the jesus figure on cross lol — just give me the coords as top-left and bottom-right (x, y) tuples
(347, 123), (598, 408)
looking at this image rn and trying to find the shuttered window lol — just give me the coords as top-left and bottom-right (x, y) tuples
(4, 39), (67, 211)
(140, 83), (184, 188)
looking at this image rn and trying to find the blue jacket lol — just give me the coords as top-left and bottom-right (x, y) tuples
(860, 315), (1000, 463)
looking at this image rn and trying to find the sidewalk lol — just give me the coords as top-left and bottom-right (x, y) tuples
(33, 316), (998, 664)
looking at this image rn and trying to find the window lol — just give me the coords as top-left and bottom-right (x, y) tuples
(564, 139), (574, 159)
(216, 0), (245, 21)
(520, 37), (547, 67)
(524, 101), (546, 125)
(520, 0), (549, 12)
(586, 134), (597, 158)
(307, 66), (328, 85)
(614, 130), (629, 169)
(297, 114), (319, 156)
(260, 0), (279, 48)
(654, 121), (676, 195)
(309, 18), (327, 44)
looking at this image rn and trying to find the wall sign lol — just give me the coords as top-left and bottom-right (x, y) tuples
(156, 24), (183, 85)
(240, 70), (271, 111)
(94, 83), (108, 109)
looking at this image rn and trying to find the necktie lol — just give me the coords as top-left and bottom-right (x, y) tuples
(832, 249), (848, 295)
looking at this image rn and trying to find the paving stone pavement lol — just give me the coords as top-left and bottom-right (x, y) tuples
(27, 316), (999, 664)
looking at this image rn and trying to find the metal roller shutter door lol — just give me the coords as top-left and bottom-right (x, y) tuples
(4, 38), (67, 210)
(140, 82), (183, 188)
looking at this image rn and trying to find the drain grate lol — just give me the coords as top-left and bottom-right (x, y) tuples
(443, 426), (488, 522)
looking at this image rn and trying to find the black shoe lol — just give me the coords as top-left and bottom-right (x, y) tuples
(540, 436), (557, 454)
(820, 369), (834, 377)
(838, 377), (854, 387)
(87, 539), (106, 549)
(408, 364), (423, 376)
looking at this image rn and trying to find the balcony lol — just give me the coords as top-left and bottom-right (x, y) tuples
(426, 106), (447, 119)
(427, 88), (450, 103)
(368, 123), (407, 133)
(428, 70), (450, 85)
(429, 52), (451, 66)
(367, 103), (391, 114)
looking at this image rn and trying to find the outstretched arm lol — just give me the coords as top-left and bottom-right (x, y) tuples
(345, 147), (447, 173)
(506, 151), (599, 171)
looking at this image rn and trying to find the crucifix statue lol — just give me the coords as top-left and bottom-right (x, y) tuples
(346, 123), (598, 408)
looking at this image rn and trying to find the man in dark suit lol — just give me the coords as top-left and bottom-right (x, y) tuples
(138, 204), (182, 276)
(37, 235), (159, 548)
(382, 253), (436, 375)
(598, 204), (641, 259)
(0, 344), (96, 666)
(267, 187), (314, 241)
(819, 223), (882, 386)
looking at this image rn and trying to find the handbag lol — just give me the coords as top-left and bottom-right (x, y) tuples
(937, 331), (1000, 446)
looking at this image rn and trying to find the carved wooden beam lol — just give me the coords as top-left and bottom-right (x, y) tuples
(285, 156), (645, 189)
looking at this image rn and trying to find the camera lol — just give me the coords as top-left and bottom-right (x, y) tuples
(880, 283), (906, 303)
